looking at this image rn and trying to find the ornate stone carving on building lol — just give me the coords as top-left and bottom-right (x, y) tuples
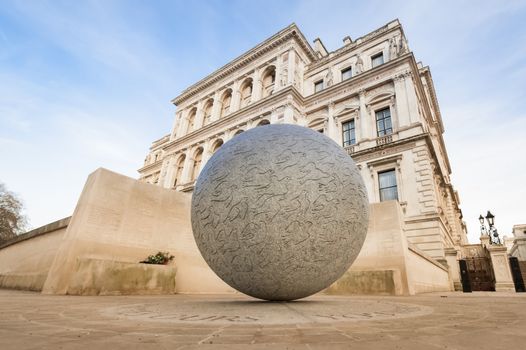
(355, 55), (364, 75)
(325, 67), (334, 87)
(191, 125), (369, 301)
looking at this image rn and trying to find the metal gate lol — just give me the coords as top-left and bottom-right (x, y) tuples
(509, 257), (525, 292)
(459, 257), (495, 291)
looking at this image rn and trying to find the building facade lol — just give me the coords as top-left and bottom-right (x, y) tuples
(138, 20), (469, 289)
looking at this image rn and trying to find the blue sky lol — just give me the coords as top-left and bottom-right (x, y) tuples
(1, 0), (525, 243)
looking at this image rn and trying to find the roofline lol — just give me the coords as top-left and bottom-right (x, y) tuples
(171, 23), (317, 106)
(306, 19), (402, 73)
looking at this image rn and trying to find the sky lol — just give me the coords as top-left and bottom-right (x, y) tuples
(0, 0), (525, 243)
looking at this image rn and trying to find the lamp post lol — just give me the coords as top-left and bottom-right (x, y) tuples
(479, 210), (501, 245)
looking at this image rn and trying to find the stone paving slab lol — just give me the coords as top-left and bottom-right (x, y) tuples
(0, 290), (525, 349)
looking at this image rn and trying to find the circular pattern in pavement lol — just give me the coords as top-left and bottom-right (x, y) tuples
(102, 296), (433, 325)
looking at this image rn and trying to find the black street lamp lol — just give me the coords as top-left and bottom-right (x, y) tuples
(485, 211), (495, 227)
(479, 210), (501, 245)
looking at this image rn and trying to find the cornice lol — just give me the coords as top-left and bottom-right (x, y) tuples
(304, 53), (413, 113)
(306, 21), (402, 73)
(150, 134), (170, 150)
(172, 24), (317, 106)
(352, 134), (425, 163)
(410, 63), (452, 175)
(420, 66), (444, 133)
(163, 86), (304, 153)
(137, 159), (163, 173)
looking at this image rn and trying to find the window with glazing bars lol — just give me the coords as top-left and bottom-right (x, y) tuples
(375, 108), (392, 136)
(341, 67), (352, 81)
(371, 52), (384, 67)
(314, 80), (324, 93)
(342, 119), (356, 146)
(378, 169), (398, 201)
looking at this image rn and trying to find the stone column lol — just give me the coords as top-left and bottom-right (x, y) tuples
(177, 109), (190, 137)
(288, 49), (296, 86)
(389, 96), (399, 133)
(488, 245), (515, 292)
(211, 91), (222, 121)
(231, 81), (241, 113)
(270, 107), (279, 124)
(358, 90), (370, 140)
(283, 98), (294, 124)
(199, 141), (213, 173)
(394, 74), (411, 128)
(354, 110), (361, 143)
(444, 247), (461, 291)
(170, 111), (181, 140)
(194, 100), (205, 129)
(274, 53), (284, 93)
(252, 69), (262, 102)
(162, 156), (176, 189)
(180, 149), (194, 185)
(326, 101), (339, 144)
(404, 72), (419, 124)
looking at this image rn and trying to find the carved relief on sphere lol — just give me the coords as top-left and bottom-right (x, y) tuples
(191, 125), (369, 301)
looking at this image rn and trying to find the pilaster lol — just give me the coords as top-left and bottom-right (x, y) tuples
(200, 141), (212, 173)
(326, 101), (339, 143)
(194, 100), (205, 129)
(394, 74), (411, 128)
(180, 149), (194, 185)
(162, 156), (176, 189)
(253, 68), (263, 101)
(444, 247), (461, 291)
(211, 91), (222, 121)
(288, 49), (296, 86)
(231, 81), (242, 113)
(358, 90), (369, 140)
(177, 109), (190, 137)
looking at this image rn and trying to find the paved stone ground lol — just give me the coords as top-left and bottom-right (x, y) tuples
(0, 289), (525, 349)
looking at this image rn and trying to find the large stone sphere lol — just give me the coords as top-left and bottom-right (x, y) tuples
(191, 124), (368, 301)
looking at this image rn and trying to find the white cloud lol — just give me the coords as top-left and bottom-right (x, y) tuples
(1, 0), (525, 242)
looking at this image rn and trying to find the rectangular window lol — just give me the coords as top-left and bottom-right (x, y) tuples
(341, 67), (352, 81)
(375, 108), (392, 136)
(378, 169), (398, 201)
(371, 52), (384, 67)
(342, 119), (356, 146)
(314, 80), (324, 93)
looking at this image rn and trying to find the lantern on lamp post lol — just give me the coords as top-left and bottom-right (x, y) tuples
(479, 210), (501, 245)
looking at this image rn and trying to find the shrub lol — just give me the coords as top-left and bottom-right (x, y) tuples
(140, 251), (174, 265)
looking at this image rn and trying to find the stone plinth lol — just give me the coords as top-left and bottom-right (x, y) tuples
(488, 245), (514, 292)
(42, 168), (233, 295)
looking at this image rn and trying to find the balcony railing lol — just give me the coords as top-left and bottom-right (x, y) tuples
(376, 134), (393, 146)
(178, 181), (195, 192)
(344, 145), (356, 155)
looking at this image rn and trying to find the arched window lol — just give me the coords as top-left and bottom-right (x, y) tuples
(173, 154), (185, 187)
(187, 108), (197, 133)
(203, 99), (213, 126)
(257, 119), (270, 127)
(262, 66), (276, 98)
(191, 148), (203, 181)
(220, 90), (232, 118)
(234, 129), (244, 137)
(211, 139), (223, 153)
(240, 78), (253, 108)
